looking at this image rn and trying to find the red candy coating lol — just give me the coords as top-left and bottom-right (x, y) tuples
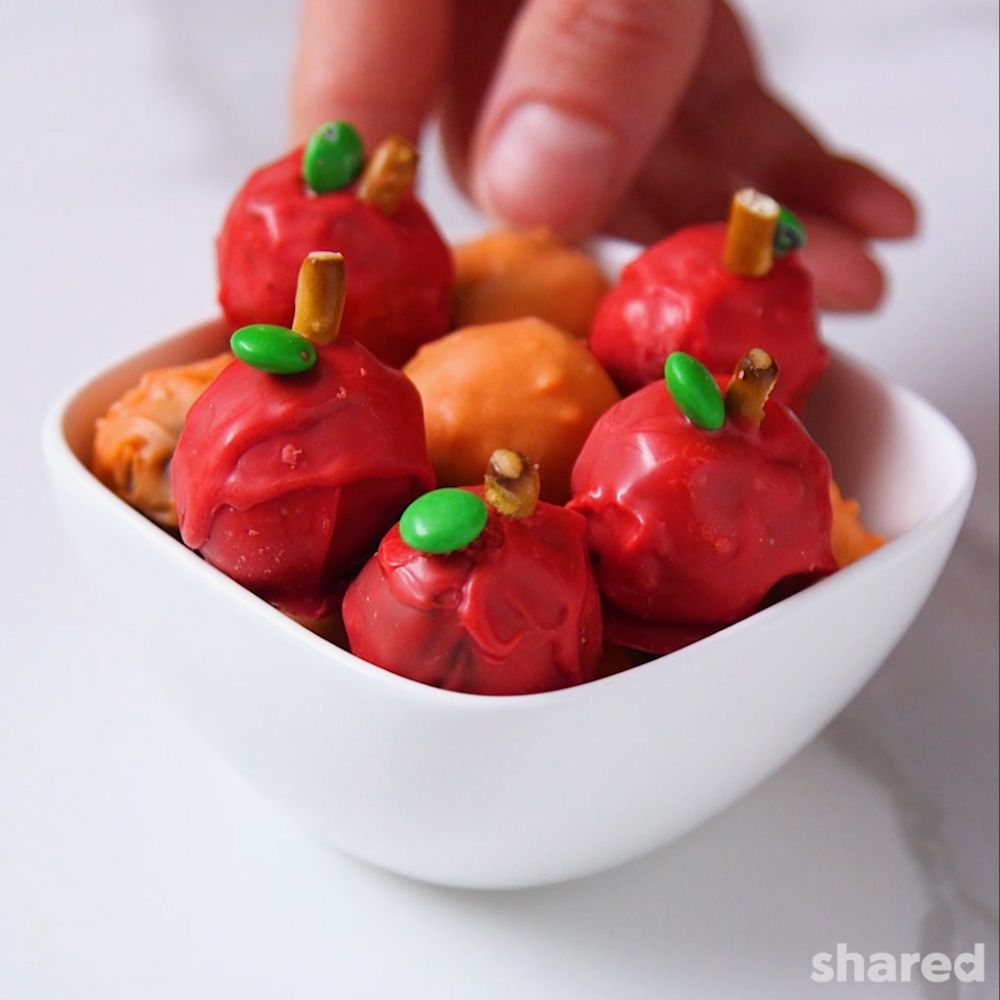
(602, 603), (720, 656)
(217, 149), (453, 368)
(589, 224), (827, 410)
(343, 491), (602, 695)
(171, 340), (435, 618)
(568, 379), (837, 626)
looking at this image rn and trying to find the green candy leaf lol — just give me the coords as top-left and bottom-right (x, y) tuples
(302, 121), (365, 194)
(399, 488), (489, 555)
(664, 352), (725, 430)
(230, 324), (317, 375)
(773, 206), (807, 256)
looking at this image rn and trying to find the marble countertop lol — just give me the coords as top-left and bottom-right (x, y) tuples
(1, 1), (996, 996)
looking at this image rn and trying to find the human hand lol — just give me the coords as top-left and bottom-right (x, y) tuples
(290, 0), (917, 311)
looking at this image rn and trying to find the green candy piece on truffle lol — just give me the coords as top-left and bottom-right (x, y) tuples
(399, 488), (489, 554)
(773, 206), (807, 256)
(664, 352), (726, 430)
(302, 121), (365, 194)
(230, 324), (317, 374)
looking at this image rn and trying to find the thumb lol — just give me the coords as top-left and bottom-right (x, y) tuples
(469, 0), (712, 237)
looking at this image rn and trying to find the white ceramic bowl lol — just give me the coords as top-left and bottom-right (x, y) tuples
(43, 240), (974, 889)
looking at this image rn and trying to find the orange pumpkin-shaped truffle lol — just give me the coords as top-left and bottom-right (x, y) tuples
(452, 228), (609, 338)
(404, 318), (620, 504)
(92, 352), (231, 526)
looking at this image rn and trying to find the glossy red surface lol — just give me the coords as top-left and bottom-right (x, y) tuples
(589, 224), (827, 410)
(601, 603), (721, 655)
(171, 340), (435, 618)
(217, 149), (453, 368)
(342, 492), (602, 695)
(568, 379), (837, 626)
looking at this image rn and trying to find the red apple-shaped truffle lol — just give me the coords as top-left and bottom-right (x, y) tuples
(590, 190), (827, 410)
(568, 350), (837, 627)
(217, 127), (453, 368)
(601, 603), (720, 657)
(343, 452), (602, 695)
(172, 253), (435, 619)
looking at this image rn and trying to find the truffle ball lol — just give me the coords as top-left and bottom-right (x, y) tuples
(452, 228), (608, 338)
(404, 318), (620, 503)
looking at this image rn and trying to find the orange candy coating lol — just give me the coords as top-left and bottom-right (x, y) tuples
(451, 229), (609, 338)
(92, 352), (232, 527)
(403, 318), (620, 504)
(830, 481), (885, 567)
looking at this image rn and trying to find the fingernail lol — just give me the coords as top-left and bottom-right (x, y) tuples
(475, 102), (617, 233)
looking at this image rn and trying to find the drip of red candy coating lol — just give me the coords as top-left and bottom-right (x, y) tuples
(344, 450), (601, 695)
(344, 487), (601, 695)
(172, 252), (434, 618)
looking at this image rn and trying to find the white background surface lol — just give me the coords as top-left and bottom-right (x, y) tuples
(2, 1), (997, 997)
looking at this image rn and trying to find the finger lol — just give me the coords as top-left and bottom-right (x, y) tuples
(771, 152), (918, 241)
(704, 88), (919, 240)
(290, 0), (451, 148)
(798, 214), (886, 312)
(599, 121), (888, 313)
(608, 196), (887, 313)
(602, 193), (667, 245)
(469, 0), (713, 237)
(681, 2), (918, 241)
(438, 0), (522, 189)
(625, 125), (743, 231)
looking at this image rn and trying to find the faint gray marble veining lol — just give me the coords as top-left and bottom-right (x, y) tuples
(823, 537), (999, 996)
(827, 713), (996, 997)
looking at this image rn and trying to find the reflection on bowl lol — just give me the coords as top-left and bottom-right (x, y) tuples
(42, 240), (974, 889)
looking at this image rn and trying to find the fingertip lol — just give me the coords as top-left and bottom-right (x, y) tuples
(472, 102), (620, 237)
(818, 156), (920, 241)
(288, 86), (423, 152)
(872, 178), (919, 239)
(800, 217), (887, 312)
(288, 83), (323, 148)
(812, 251), (886, 312)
